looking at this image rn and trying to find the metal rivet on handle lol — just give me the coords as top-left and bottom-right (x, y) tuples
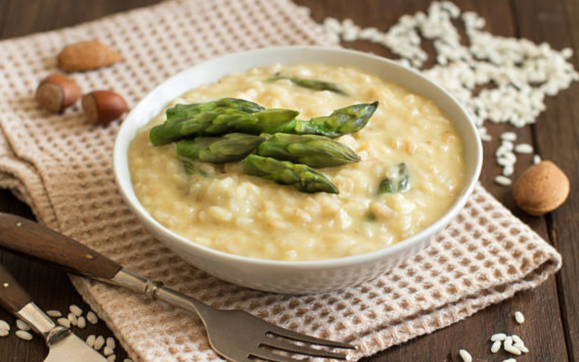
(144, 281), (164, 301)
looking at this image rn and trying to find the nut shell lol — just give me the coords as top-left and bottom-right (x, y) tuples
(58, 41), (121, 72)
(513, 161), (570, 215)
(82, 91), (127, 125)
(35, 73), (81, 112)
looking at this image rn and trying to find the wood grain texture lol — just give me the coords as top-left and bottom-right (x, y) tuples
(293, 1), (570, 361)
(0, 213), (123, 280)
(0, 0), (576, 361)
(0, 193), (129, 361)
(0, 263), (34, 314)
(512, 0), (579, 360)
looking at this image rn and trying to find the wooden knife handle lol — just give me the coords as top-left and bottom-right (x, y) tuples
(0, 213), (123, 281)
(0, 263), (33, 314)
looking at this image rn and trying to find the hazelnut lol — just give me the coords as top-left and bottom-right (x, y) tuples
(58, 40), (121, 72)
(35, 74), (81, 112)
(513, 161), (570, 216)
(82, 91), (128, 125)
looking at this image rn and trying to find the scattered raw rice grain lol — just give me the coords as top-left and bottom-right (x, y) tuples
(77, 316), (86, 329)
(70, 305), (83, 317)
(68, 313), (78, 326)
(57, 318), (71, 328)
(86, 311), (99, 325)
(15, 330), (33, 341)
(320, 2), (578, 184)
(533, 154), (542, 164)
(124, 359), (133, 362)
(459, 349), (472, 362)
(107, 355), (117, 362)
(106, 337), (116, 349)
(511, 334), (529, 352)
(491, 333), (507, 342)
(503, 359), (516, 362)
(0, 320), (10, 331)
(104, 346), (114, 356)
(46, 310), (62, 318)
(0, 329), (9, 337)
(497, 157), (514, 167)
(16, 319), (31, 331)
(503, 165), (515, 176)
(514, 311), (525, 324)
(94, 335), (105, 350)
(504, 336), (522, 355)
(501, 132), (517, 141)
(491, 340), (502, 353)
(86, 335), (96, 348)
(512, 334), (524, 345)
(505, 344), (522, 355)
(495, 175), (512, 186)
(515, 144), (533, 154)
(515, 343), (529, 353)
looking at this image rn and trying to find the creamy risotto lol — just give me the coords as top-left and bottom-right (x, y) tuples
(128, 63), (465, 261)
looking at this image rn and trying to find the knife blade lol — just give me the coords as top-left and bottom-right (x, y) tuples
(44, 331), (107, 362)
(0, 262), (107, 362)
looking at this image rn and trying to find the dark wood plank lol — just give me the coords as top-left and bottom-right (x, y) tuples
(0, 193), (131, 361)
(294, 0), (569, 361)
(512, 0), (579, 360)
(0, 0), (167, 359)
(0, 0), (161, 39)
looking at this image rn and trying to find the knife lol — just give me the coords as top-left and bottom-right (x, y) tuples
(0, 262), (107, 362)
(0, 213), (358, 362)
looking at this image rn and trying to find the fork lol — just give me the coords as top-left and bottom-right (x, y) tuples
(0, 213), (355, 362)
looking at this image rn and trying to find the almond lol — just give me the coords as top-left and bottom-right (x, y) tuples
(513, 161), (570, 215)
(35, 73), (81, 112)
(58, 41), (121, 72)
(82, 91), (127, 125)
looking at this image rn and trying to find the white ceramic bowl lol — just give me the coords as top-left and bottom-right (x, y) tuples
(114, 46), (483, 294)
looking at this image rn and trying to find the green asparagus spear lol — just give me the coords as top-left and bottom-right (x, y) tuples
(267, 76), (347, 95)
(239, 108), (300, 134)
(150, 107), (298, 146)
(257, 133), (360, 168)
(177, 133), (266, 164)
(378, 163), (410, 194)
(292, 101), (379, 138)
(150, 98), (265, 146)
(166, 98), (264, 121)
(243, 154), (338, 194)
(150, 99), (378, 146)
(182, 160), (209, 177)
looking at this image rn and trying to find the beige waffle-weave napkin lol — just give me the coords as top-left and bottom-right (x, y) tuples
(0, 0), (562, 361)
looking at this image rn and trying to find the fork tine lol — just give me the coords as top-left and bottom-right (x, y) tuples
(267, 326), (356, 349)
(261, 338), (347, 360)
(250, 350), (302, 362)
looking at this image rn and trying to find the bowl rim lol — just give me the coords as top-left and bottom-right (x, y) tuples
(114, 45), (483, 269)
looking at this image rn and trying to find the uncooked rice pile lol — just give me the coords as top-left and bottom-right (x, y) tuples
(0, 0), (563, 361)
(322, 1), (578, 185)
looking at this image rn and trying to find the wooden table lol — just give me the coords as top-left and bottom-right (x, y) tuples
(0, 0), (577, 361)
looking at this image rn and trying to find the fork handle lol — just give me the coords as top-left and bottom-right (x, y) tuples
(0, 213), (211, 316)
(0, 213), (123, 281)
